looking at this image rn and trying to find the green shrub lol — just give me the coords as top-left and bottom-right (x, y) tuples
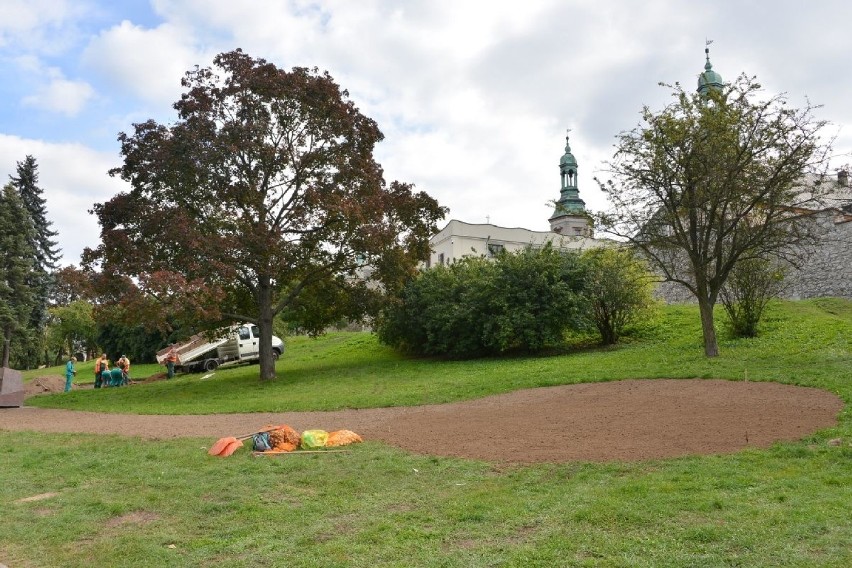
(580, 246), (657, 345)
(485, 246), (586, 352)
(720, 256), (786, 338)
(377, 245), (586, 357)
(377, 256), (493, 356)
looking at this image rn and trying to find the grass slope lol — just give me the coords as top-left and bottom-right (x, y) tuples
(25, 299), (852, 416)
(3, 299), (851, 567)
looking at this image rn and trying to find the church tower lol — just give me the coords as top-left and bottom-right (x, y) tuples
(549, 130), (592, 236)
(697, 44), (724, 96)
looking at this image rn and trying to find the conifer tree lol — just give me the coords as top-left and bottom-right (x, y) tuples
(9, 155), (61, 364)
(0, 183), (36, 368)
(10, 156), (60, 272)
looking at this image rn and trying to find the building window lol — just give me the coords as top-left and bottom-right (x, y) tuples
(439, 253), (445, 266)
(487, 243), (504, 256)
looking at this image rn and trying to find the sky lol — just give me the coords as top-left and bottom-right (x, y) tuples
(2, 0), (852, 267)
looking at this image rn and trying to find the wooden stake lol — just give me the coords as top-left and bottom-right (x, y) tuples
(252, 450), (351, 457)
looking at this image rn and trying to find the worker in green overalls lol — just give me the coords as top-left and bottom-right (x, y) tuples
(64, 357), (77, 392)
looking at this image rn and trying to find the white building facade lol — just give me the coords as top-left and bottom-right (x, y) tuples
(428, 132), (607, 266)
(428, 220), (602, 267)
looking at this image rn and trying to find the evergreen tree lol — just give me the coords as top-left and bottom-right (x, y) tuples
(10, 156), (60, 272)
(0, 183), (36, 368)
(9, 155), (61, 364)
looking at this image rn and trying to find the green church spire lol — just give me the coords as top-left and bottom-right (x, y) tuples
(697, 41), (724, 95)
(550, 129), (586, 218)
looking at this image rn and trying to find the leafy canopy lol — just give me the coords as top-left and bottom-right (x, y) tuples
(377, 245), (587, 357)
(85, 49), (446, 379)
(580, 246), (656, 345)
(596, 74), (832, 356)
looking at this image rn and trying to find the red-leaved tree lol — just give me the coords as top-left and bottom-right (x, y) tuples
(84, 50), (446, 380)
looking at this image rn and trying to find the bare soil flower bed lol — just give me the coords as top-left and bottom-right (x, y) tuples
(5, 378), (842, 463)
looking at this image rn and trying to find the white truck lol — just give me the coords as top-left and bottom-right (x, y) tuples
(155, 324), (285, 373)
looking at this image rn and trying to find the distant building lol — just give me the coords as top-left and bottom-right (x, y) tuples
(428, 132), (606, 267)
(697, 44), (725, 96)
(783, 172), (852, 299)
(427, 220), (600, 268)
(548, 132), (594, 237)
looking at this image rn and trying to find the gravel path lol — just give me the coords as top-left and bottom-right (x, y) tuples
(2, 379), (843, 463)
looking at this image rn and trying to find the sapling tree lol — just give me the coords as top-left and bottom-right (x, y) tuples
(596, 75), (832, 356)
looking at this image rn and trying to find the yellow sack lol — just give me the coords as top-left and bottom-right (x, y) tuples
(300, 429), (329, 449)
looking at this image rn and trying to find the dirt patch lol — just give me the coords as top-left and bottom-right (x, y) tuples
(24, 376), (69, 396)
(1, 379), (844, 463)
(24, 374), (144, 396)
(139, 372), (167, 383)
(104, 511), (161, 528)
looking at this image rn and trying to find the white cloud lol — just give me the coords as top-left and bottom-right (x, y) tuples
(22, 69), (95, 116)
(0, 0), (90, 54)
(0, 134), (128, 267)
(4, 0), (852, 266)
(13, 56), (95, 116)
(81, 19), (208, 106)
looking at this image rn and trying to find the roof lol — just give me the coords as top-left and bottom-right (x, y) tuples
(430, 219), (605, 249)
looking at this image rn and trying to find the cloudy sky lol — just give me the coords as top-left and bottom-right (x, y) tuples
(2, 0), (851, 267)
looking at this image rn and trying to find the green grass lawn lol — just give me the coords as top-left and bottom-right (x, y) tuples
(4, 299), (852, 567)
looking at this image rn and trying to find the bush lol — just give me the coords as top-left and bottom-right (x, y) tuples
(720, 256), (786, 338)
(485, 246), (586, 352)
(377, 245), (586, 357)
(377, 256), (493, 357)
(580, 246), (656, 345)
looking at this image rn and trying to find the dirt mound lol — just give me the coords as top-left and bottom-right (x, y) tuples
(140, 372), (167, 383)
(24, 376), (69, 396)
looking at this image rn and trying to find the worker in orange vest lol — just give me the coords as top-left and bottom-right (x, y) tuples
(94, 353), (109, 388)
(165, 347), (178, 379)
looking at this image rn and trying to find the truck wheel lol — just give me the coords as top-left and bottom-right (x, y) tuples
(204, 359), (219, 372)
(272, 348), (281, 361)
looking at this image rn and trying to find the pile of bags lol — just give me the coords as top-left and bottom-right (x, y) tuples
(252, 424), (302, 453)
(207, 424), (362, 457)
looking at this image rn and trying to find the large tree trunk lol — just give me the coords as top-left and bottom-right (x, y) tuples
(257, 278), (277, 381)
(697, 297), (719, 357)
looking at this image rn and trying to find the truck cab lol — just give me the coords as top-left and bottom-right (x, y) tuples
(223, 324), (283, 361)
(157, 324), (285, 373)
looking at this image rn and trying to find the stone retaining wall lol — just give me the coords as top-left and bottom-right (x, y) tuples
(652, 209), (852, 303)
